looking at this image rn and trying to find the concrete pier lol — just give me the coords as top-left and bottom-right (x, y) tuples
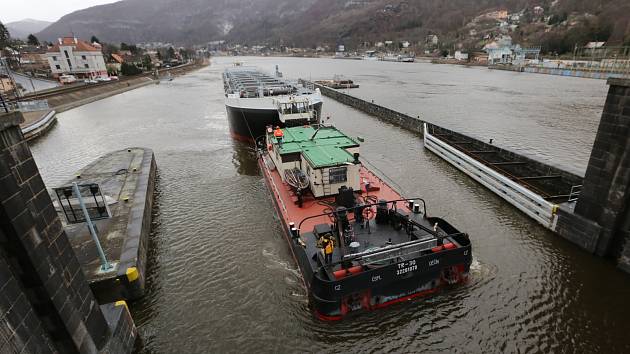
(555, 78), (630, 272)
(57, 148), (157, 303)
(0, 111), (137, 353)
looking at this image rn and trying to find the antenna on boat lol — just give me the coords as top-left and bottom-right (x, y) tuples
(310, 116), (330, 140)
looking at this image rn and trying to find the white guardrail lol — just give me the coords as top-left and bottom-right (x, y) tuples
(423, 123), (558, 229)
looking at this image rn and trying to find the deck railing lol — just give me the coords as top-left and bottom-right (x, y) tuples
(568, 185), (583, 202)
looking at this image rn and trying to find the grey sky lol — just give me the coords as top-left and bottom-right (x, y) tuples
(2, 0), (120, 23)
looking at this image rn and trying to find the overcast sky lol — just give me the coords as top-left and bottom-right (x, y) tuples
(2, 0), (120, 23)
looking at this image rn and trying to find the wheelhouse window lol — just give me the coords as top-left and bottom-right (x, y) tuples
(329, 167), (347, 184)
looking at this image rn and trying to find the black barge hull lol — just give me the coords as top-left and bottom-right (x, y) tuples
(226, 102), (322, 142)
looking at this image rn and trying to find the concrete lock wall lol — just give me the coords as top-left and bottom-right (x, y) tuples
(568, 79), (630, 270)
(0, 111), (136, 353)
(304, 81), (425, 133)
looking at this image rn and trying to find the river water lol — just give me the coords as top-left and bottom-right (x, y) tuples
(29, 57), (630, 353)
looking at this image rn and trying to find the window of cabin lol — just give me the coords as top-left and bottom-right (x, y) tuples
(82, 55), (87, 60)
(329, 167), (347, 184)
(84, 64), (89, 68)
(52, 56), (57, 61)
(55, 65), (61, 70)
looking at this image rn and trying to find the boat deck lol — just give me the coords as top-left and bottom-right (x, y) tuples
(262, 153), (404, 231)
(301, 214), (439, 268)
(224, 67), (314, 97)
(261, 152), (455, 276)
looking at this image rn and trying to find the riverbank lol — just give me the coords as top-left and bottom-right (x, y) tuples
(51, 77), (156, 112)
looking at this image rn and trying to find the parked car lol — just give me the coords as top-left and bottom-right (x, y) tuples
(95, 76), (112, 82)
(59, 75), (77, 84)
(84, 79), (98, 84)
(109, 76), (119, 81)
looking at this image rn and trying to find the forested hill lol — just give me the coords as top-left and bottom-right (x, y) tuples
(36, 0), (630, 52)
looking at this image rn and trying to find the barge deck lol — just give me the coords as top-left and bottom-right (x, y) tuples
(423, 123), (583, 228)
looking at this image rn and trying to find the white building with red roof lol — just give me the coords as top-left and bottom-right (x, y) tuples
(46, 37), (107, 79)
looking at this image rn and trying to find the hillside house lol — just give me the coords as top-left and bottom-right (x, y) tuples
(46, 37), (107, 79)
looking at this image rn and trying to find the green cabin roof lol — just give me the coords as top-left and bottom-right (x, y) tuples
(273, 126), (359, 168)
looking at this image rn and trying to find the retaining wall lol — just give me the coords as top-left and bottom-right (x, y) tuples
(303, 80), (425, 133)
(489, 65), (630, 80)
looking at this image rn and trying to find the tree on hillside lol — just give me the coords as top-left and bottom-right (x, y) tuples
(91, 35), (100, 44)
(102, 42), (119, 57)
(142, 54), (152, 70)
(0, 21), (10, 49)
(27, 34), (40, 46)
(120, 42), (140, 54)
(120, 62), (142, 76)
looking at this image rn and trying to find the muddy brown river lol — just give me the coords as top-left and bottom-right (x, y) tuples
(30, 57), (630, 353)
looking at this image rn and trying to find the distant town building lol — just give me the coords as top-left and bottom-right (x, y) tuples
(470, 51), (489, 64)
(484, 36), (540, 65)
(508, 14), (520, 23)
(585, 42), (606, 49)
(454, 51), (469, 61)
(426, 35), (439, 46)
(0, 76), (16, 95)
(19, 46), (49, 73)
(533, 6), (544, 16)
(486, 10), (509, 20)
(46, 37), (107, 79)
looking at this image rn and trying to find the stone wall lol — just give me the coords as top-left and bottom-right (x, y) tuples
(554, 206), (602, 253)
(305, 81), (425, 133)
(571, 79), (630, 264)
(0, 111), (136, 353)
